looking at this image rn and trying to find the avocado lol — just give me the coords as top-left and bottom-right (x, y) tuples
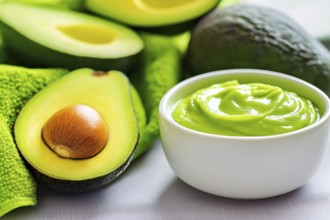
(186, 4), (330, 96)
(0, 2), (144, 71)
(14, 68), (142, 193)
(85, 0), (220, 27)
(320, 36), (330, 50)
(1, 0), (84, 10)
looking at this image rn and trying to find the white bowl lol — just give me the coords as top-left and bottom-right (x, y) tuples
(159, 69), (330, 199)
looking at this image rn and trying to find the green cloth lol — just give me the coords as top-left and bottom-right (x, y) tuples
(0, 114), (36, 217)
(0, 64), (68, 217)
(131, 32), (182, 158)
(0, 33), (5, 64)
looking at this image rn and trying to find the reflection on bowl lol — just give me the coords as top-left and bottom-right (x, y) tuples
(159, 69), (330, 199)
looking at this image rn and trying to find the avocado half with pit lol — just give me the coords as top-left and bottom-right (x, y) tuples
(14, 68), (142, 193)
(0, 3), (144, 71)
(85, 0), (220, 27)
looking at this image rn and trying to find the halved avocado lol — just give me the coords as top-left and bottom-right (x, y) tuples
(1, 0), (84, 10)
(0, 2), (144, 71)
(85, 0), (220, 27)
(14, 68), (140, 193)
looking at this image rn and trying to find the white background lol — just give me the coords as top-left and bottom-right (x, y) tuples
(242, 0), (330, 40)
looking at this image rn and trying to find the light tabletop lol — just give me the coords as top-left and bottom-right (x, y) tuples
(4, 139), (330, 220)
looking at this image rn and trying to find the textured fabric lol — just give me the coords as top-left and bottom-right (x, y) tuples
(0, 65), (68, 217)
(0, 114), (36, 217)
(131, 32), (181, 158)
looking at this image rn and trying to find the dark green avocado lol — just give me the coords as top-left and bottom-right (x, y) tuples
(186, 4), (330, 96)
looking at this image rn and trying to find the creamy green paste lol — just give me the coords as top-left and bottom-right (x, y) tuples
(172, 80), (320, 136)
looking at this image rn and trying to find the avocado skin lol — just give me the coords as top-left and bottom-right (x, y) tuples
(186, 4), (330, 96)
(0, 22), (140, 72)
(29, 147), (136, 193)
(320, 37), (330, 51)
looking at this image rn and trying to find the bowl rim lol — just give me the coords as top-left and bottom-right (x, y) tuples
(159, 68), (330, 140)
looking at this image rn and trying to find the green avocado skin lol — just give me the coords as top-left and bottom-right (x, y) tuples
(29, 151), (134, 193)
(0, 22), (140, 72)
(187, 4), (330, 96)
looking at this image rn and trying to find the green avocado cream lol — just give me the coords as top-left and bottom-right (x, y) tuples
(172, 80), (320, 136)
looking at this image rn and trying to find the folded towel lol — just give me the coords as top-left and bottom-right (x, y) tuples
(0, 65), (68, 217)
(0, 34), (4, 63)
(131, 32), (182, 158)
(0, 114), (37, 217)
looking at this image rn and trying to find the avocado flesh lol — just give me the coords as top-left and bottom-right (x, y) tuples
(14, 69), (139, 186)
(0, 2), (143, 71)
(85, 0), (220, 27)
(186, 4), (330, 96)
(0, 0), (84, 10)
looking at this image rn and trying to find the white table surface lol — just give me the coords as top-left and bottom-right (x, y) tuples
(3, 139), (330, 220)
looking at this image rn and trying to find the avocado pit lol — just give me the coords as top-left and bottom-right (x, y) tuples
(42, 104), (109, 159)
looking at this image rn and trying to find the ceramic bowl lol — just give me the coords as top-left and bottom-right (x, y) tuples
(159, 69), (330, 199)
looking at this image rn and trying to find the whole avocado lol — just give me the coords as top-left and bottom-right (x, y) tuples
(186, 4), (330, 96)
